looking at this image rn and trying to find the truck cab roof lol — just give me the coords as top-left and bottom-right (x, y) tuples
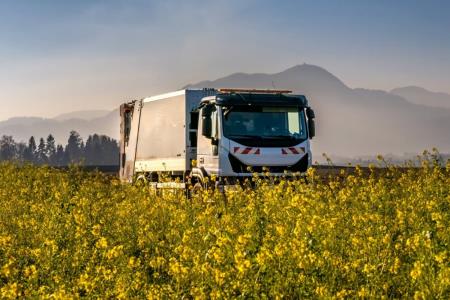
(201, 92), (308, 107)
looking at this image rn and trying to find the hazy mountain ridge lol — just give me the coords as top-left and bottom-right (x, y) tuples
(1, 64), (449, 158)
(54, 110), (111, 121)
(0, 110), (119, 144)
(390, 86), (450, 109)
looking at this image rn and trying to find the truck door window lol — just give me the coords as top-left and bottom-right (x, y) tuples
(190, 111), (199, 129)
(201, 104), (216, 138)
(189, 111), (199, 147)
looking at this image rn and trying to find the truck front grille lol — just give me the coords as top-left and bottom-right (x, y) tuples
(228, 153), (309, 174)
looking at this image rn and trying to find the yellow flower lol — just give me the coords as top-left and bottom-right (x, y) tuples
(410, 261), (423, 280)
(1, 282), (20, 299)
(105, 245), (123, 259)
(96, 237), (108, 249)
(1, 259), (15, 278)
(434, 251), (447, 264)
(414, 291), (426, 300)
(0, 235), (12, 247)
(358, 287), (368, 297)
(24, 265), (37, 279)
(91, 224), (101, 236)
(390, 257), (401, 274)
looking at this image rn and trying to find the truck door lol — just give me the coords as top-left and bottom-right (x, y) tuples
(197, 104), (220, 175)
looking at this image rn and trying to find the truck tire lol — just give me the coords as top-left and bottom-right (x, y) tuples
(135, 174), (148, 186)
(193, 182), (204, 191)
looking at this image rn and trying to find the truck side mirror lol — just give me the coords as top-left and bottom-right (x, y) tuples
(308, 119), (315, 139)
(201, 106), (212, 139)
(306, 107), (315, 119)
(306, 107), (316, 139)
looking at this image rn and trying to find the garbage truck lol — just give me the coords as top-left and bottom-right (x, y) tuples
(119, 88), (315, 188)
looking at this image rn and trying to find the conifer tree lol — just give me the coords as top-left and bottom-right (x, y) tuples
(46, 134), (57, 165)
(0, 136), (16, 161)
(65, 131), (84, 164)
(55, 144), (65, 166)
(36, 138), (47, 164)
(23, 136), (37, 162)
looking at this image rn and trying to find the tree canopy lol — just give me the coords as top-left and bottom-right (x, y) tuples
(0, 132), (119, 166)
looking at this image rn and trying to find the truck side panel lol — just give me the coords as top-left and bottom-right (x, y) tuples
(135, 94), (186, 172)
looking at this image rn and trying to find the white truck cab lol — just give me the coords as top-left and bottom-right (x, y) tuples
(119, 88), (315, 187)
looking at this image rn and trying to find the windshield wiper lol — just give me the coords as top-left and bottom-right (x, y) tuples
(262, 135), (293, 139)
(228, 134), (261, 139)
(223, 106), (234, 119)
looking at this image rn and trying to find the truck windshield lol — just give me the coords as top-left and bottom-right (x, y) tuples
(222, 106), (307, 146)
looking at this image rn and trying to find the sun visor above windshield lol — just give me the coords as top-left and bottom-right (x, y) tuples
(209, 93), (308, 107)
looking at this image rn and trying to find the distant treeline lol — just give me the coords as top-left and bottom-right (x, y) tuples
(0, 131), (119, 166)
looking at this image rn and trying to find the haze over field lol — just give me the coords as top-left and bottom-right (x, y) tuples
(1, 0), (449, 158)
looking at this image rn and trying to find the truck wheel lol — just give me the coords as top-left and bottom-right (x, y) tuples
(193, 182), (203, 191)
(135, 174), (148, 186)
(186, 181), (203, 199)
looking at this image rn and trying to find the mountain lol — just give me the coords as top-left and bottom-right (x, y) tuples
(0, 117), (48, 127)
(187, 64), (450, 158)
(190, 64), (351, 96)
(390, 86), (450, 109)
(2, 64), (450, 159)
(54, 110), (111, 121)
(0, 110), (120, 145)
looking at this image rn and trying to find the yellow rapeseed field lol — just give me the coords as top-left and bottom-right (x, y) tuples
(0, 159), (449, 299)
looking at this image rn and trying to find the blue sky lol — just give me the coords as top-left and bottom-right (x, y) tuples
(1, 0), (449, 120)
